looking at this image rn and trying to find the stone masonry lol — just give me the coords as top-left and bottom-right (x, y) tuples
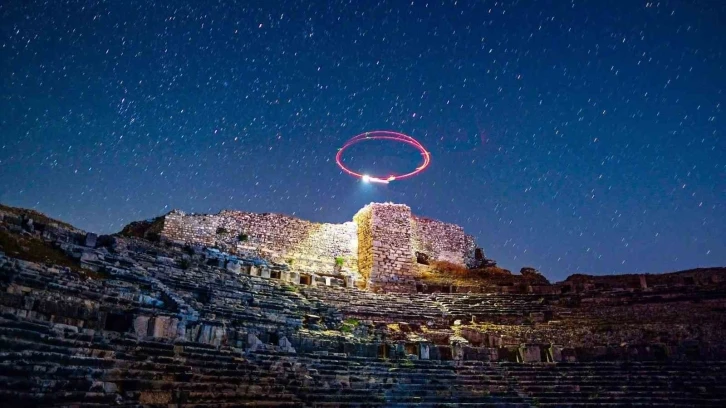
(354, 203), (417, 292)
(412, 215), (477, 267)
(161, 210), (358, 278)
(161, 203), (477, 292)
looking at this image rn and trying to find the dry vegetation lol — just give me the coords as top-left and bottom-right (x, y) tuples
(419, 260), (514, 285)
(0, 229), (80, 272)
(118, 217), (165, 241)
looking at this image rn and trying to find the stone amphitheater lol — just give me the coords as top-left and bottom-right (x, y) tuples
(1, 202), (725, 407)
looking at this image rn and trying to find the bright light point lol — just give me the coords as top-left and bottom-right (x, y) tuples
(387, 176), (396, 182)
(362, 175), (371, 183)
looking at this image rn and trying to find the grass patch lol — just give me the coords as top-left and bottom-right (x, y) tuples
(282, 285), (298, 292)
(340, 318), (360, 333)
(419, 260), (515, 285)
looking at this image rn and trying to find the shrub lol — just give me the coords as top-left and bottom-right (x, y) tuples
(237, 233), (248, 242)
(216, 227), (228, 235)
(286, 258), (294, 266)
(334, 256), (345, 267)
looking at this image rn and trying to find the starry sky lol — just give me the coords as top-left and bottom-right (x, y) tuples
(1, 0), (724, 281)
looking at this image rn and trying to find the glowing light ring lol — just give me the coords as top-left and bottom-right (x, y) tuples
(336, 131), (430, 183)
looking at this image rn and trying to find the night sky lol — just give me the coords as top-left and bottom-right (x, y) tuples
(1, 1), (724, 281)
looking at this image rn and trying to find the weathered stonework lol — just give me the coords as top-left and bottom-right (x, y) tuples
(412, 215), (477, 268)
(161, 202), (477, 292)
(354, 203), (417, 292)
(161, 210), (358, 278)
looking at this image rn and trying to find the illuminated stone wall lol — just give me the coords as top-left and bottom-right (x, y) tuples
(352, 206), (374, 287)
(354, 203), (417, 292)
(412, 215), (477, 268)
(161, 210), (358, 278)
(161, 203), (478, 291)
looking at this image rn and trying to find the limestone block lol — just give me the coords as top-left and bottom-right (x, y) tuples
(520, 344), (541, 362)
(260, 267), (271, 279)
(80, 251), (98, 263)
(550, 345), (564, 362)
(84, 233), (97, 248)
(151, 316), (170, 338)
(212, 326), (225, 346)
(420, 343), (430, 360)
(226, 261), (241, 274)
(249, 265), (259, 276)
(289, 271), (300, 284)
(133, 316), (150, 337)
(279, 336), (296, 353)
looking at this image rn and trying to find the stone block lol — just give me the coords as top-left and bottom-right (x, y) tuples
(133, 316), (150, 337)
(84, 233), (97, 247)
(279, 336), (296, 353)
(248, 333), (263, 351)
(420, 343), (430, 360)
(520, 344), (541, 362)
(80, 251), (98, 263)
(260, 267), (271, 279)
(289, 271), (300, 284)
(226, 260), (241, 273)
(151, 316), (170, 338)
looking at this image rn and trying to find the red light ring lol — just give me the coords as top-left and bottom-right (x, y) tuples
(336, 131), (430, 183)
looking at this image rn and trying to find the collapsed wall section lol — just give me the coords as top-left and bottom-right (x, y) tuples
(412, 215), (477, 267)
(161, 210), (358, 277)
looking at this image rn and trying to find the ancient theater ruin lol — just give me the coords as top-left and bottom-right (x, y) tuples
(1, 202), (725, 407)
(160, 202), (479, 293)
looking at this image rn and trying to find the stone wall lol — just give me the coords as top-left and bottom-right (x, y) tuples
(412, 215), (477, 267)
(354, 203), (417, 292)
(161, 203), (478, 292)
(352, 206), (374, 287)
(161, 210), (358, 278)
